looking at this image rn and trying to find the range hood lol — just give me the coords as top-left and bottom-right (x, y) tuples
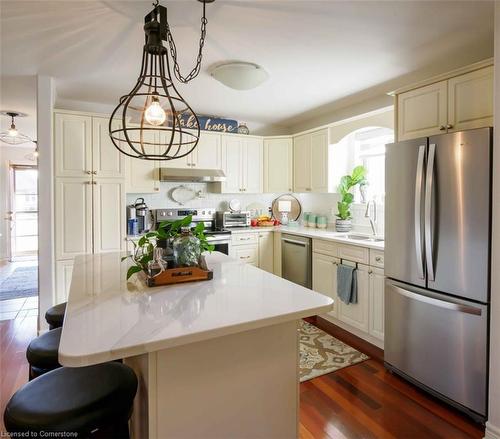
(159, 168), (226, 183)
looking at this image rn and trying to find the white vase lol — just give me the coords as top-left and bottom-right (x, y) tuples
(335, 219), (352, 233)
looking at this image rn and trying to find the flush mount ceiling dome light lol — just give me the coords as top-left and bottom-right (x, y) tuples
(109, 0), (214, 161)
(0, 111), (32, 145)
(210, 62), (269, 90)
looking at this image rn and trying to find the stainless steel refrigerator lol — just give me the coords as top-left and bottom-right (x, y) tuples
(385, 127), (491, 422)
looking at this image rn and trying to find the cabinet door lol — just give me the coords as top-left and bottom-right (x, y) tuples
(157, 131), (191, 169)
(448, 66), (493, 132)
(312, 252), (340, 318)
(243, 137), (263, 193)
(221, 136), (243, 193)
(193, 131), (222, 170)
(293, 134), (311, 192)
(397, 81), (447, 141)
(92, 117), (125, 178)
(125, 131), (160, 193)
(369, 267), (385, 341)
(55, 178), (93, 260)
(93, 179), (126, 254)
(258, 232), (274, 273)
(337, 263), (369, 332)
(311, 129), (329, 192)
(55, 259), (74, 304)
(264, 138), (293, 193)
(54, 113), (92, 177)
(233, 244), (259, 266)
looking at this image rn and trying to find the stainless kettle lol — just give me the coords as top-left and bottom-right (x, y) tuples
(134, 198), (152, 233)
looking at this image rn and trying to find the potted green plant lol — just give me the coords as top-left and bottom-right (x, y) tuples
(336, 165), (367, 232)
(122, 215), (214, 280)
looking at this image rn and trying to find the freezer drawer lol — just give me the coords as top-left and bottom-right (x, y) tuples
(385, 280), (488, 417)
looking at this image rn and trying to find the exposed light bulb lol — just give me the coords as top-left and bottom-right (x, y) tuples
(144, 98), (166, 126)
(8, 126), (18, 137)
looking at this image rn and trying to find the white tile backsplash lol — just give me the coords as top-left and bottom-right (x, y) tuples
(126, 183), (384, 235)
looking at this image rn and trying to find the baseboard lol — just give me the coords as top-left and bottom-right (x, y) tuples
(314, 316), (384, 362)
(485, 422), (500, 439)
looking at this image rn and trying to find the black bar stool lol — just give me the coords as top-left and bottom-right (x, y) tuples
(45, 302), (67, 329)
(26, 327), (62, 380)
(4, 362), (138, 438)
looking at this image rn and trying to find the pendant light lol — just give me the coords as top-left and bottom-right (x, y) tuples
(0, 112), (33, 145)
(109, 0), (214, 161)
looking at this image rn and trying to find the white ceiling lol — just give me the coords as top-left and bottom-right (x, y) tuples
(0, 0), (494, 134)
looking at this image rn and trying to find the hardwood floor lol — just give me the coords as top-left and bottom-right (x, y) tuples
(0, 314), (485, 438)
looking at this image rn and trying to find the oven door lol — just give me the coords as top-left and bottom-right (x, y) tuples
(206, 236), (231, 255)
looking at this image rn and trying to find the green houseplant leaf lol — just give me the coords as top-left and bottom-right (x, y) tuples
(335, 166), (368, 220)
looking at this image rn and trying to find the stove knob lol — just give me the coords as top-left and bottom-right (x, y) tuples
(202, 210), (206, 215)
(167, 211), (173, 216)
(160, 212), (166, 217)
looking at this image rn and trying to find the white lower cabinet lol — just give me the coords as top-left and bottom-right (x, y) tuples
(311, 239), (385, 347)
(337, 263), (369, 332)
(55, 260), (74, 305)
(233, 244), (259, 266)
(368, 267), (385, 341)
(258, 231), (274, 273)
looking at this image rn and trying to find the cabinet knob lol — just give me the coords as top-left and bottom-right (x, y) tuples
(446, 124), (453, 129)
(439, 125), (446, 131)
(375, 256), (382, 262)
(368, 270), (373, 275)
(92, 171), (97, 175)
(289, 188), (292, 192)
(154, 188), (159, 191)
(85, 170), (92, 175)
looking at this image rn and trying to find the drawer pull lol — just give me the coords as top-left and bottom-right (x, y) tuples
(240, 256), (251, 259)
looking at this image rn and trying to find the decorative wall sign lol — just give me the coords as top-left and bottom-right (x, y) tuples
(179, 113), (239, 133)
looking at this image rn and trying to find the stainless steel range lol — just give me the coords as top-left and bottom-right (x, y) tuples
(152, 208), (231, 255)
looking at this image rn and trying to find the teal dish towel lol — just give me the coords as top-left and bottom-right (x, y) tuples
(337, 264), (358, 304)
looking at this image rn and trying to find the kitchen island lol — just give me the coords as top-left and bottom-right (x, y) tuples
(58, 251), (333, 439)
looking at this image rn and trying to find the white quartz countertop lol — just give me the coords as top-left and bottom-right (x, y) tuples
(230, 226), (385, 250)
(59, 252), (333, 367)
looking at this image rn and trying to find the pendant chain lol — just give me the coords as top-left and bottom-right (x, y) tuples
(165, 2), (207, 84)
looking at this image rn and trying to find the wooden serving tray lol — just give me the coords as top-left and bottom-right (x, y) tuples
(147, 257), (213, 287)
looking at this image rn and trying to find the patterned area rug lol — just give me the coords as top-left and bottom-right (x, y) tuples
(0, 266), (38, 301)
(299, 320), (369, 382)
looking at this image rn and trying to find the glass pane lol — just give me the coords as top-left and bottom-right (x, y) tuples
(15, 194), (38, 212)
(15, 213), (38, 237)
(14, 169), (37, 194)
(14, 236), (38, 253)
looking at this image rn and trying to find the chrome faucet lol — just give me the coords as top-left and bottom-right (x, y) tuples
(365, 200), (377, 236)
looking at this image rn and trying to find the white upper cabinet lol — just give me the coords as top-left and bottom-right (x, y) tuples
(92, 117), (125, 178)
(396, 63), (493, 141)
(93, 178), (126, 253)
(264, 138), (293, 193)
(293, 128), (328, 193)
(55, 113), (92, 177)
(55, 177), (93, 260)
(126, 130), (159, 193)
(192, 131), (222, 169)
(218, 135), (263, 193)
(447, 66), (493, 132)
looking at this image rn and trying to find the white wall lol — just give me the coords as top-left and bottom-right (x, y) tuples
(0, 146), (37, 260)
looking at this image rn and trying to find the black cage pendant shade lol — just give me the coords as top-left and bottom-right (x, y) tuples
(109, 1), (212, 161)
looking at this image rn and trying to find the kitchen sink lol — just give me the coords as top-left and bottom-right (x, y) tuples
(340, 234), (384, 242)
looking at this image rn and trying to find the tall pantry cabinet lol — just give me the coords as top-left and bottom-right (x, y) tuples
(54, 112), (126, 303)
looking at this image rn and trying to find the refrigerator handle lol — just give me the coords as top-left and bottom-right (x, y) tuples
(425, 143), (436, 281)
(415, 145), (426, 280)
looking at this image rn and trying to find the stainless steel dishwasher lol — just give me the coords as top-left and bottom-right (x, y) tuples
(281, 234), (312, 288)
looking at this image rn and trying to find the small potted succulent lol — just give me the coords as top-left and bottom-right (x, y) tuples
(336, 165), (367, 232)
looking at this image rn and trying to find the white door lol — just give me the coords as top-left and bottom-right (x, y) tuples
(447, 66), (494, 132)
(55, 259), (74, 304)
(368, 267), (385, 341)
(337, 263), (369, 331)
(258, 232), (274, 273)
(264, 138), (293, 193)
(242, 137), (263, 193)
(54, 113), (92, 177)
(311, 129), (328, 193)
(312, 252), (339, 318)
(193, 132), (222, 169)
(92, 117), (125, 178)
(293, 134), (311, 192)
(93, 179), (126, 254)
(126, 130), (159, 193)
(221, 136), (243, 193)
(55, 177), (93, 260)
(397, 80), (448, 141)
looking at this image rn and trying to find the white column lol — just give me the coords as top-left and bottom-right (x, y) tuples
(36, 76), (55, 332)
